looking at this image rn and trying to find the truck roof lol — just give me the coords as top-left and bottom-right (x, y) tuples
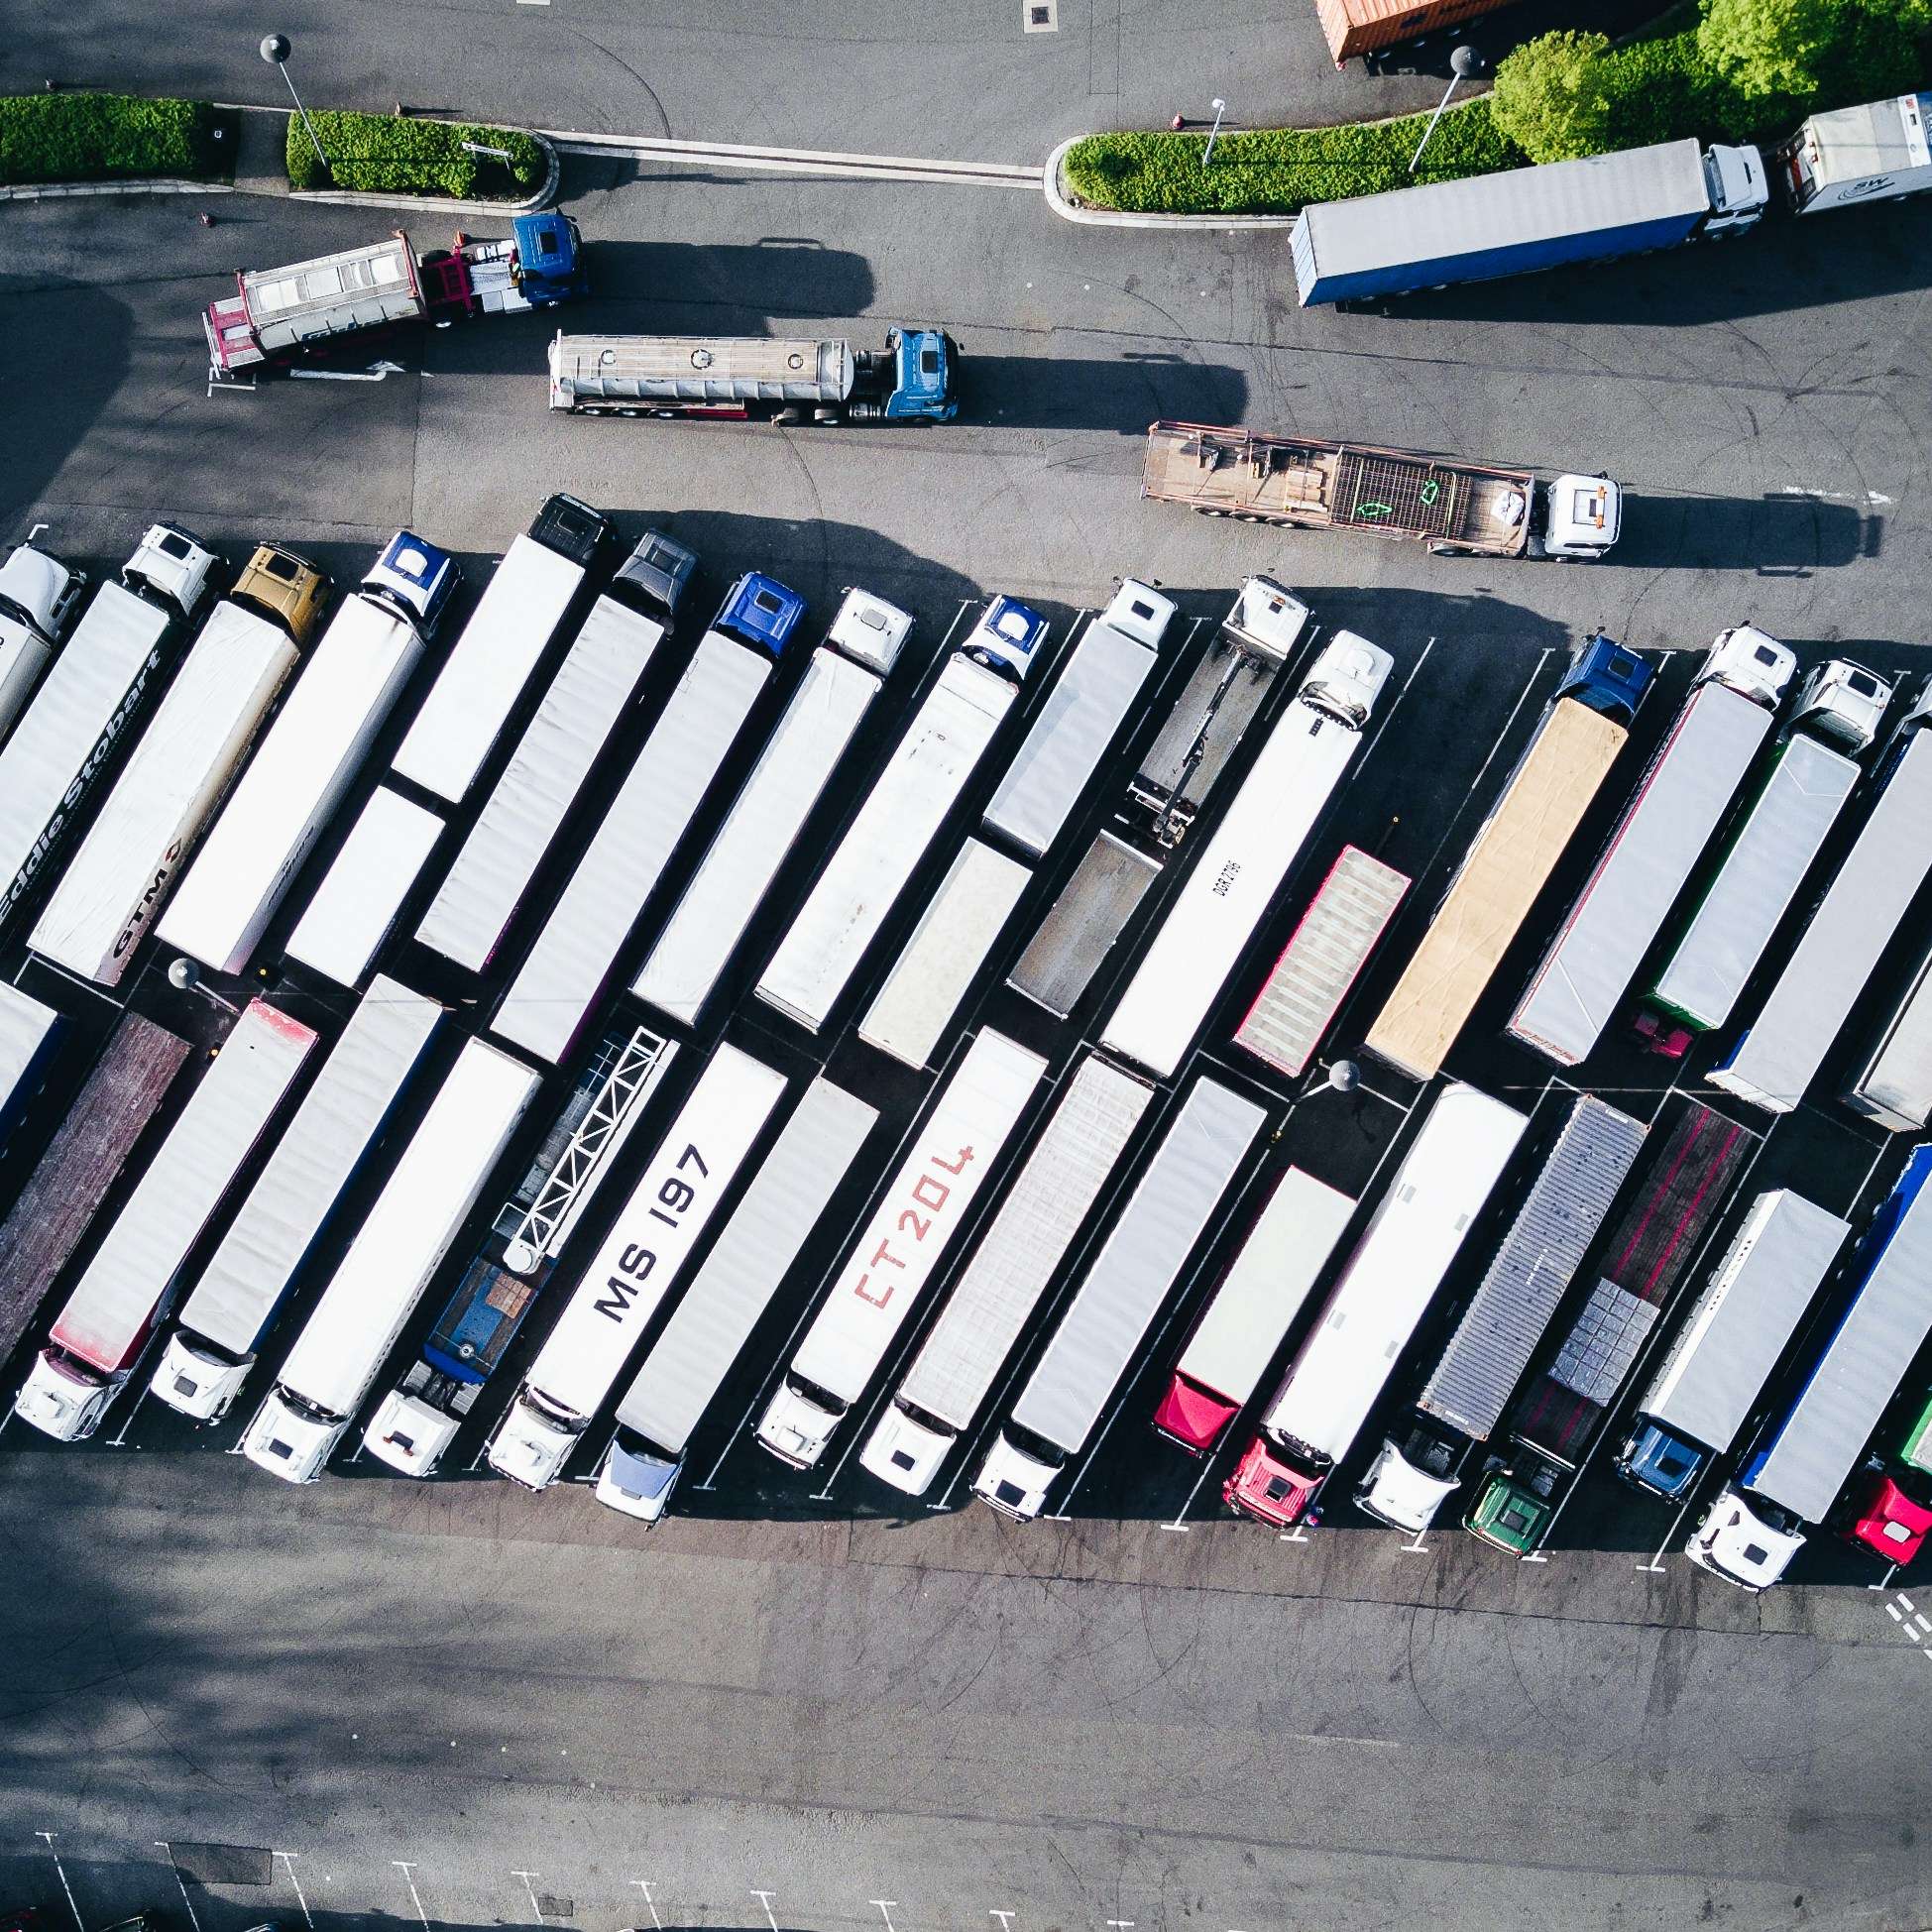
(241, 234), (424, 352)
(0, 981), (59, 1126)
(549, 334), (854, 405)
(1803, 92), (1932, 185)
(1129, 623), (1287, 835)
(285, 786), (444, 989)
(1010, 1076), (1264, 1457)
(1849, 943), (1932, 1131)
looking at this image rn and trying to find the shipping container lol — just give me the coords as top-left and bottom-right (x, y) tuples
(1007, 832), (1163, 1019)
(1314, 0), (1517, 65)
(284, 786), (443, 987)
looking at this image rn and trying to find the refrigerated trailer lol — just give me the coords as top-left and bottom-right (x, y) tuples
(14, 1001), (316, 1440)
(1365, 638), (1650, 1082)
(858, 1054), (1154, 1498)
(1509, 628), (1794, 1067)
(1687, 1148), (1932, 1590)
(493, 625), (779, 1064)
(284, 786), (443, 988)
(973, 1075), (1266, 1520)
(0, 982), (61, 1144)
(150, 978), (443, 1421)
(1354, 1094), (1647, 1534)
(1101, 630), (1394, 1080)
(1847, 946), (1932, 1132)
(1616, 1191), (1848, 1503)
(1234, 846), (1409, 1080)
(240, 1038), (540, 1483)
(1465, 1101), (1752, 1555)
(594, 1078), (879, 1522)
(29, 600), (300, 985)
(1222, 1083), (1527, 1530)
(1714, 693), (1932, 1114)
(0, 1013), (188, 1374)
(755, 1029), (1047, 1470)
(487, 1044), (787, 1490)
(418, 596), (663, 972)
(1007, 833), (1163, 1020)
(1152, 1167), (1356, 1455)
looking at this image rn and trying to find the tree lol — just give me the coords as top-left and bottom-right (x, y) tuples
(1698, 0), (1932, 100)
(1489, 31), (1617, 164)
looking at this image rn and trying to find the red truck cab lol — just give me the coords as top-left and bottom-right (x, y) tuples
(1154, 1373), (1241, 1455)
(1843, 1474), (1932, 1566)
(1223, 1434), (1320, 1527)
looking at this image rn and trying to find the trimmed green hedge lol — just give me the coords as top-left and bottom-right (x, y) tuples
(1062, 98), (1523, 216)
(286, 110), (544, 198)
(0, 92), (235, 185)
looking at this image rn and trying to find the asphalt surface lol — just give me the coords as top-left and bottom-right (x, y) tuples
(0, 149), (1930, 1931)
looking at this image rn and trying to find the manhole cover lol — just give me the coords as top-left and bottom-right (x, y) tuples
(1025, 0), (1057, 31)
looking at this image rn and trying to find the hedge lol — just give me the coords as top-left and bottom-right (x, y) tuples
(0, 92), (235, 185)
(286, 110), (544, 198)
(1062, 98), (1523, 217)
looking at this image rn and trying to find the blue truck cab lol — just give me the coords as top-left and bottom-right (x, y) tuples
(712, 573), (806, 660)
(1556, 633), (1652, 726)
(882, 327), (959, 421)
(510, 211), (590, 306)
(361, 529), (460, 638)
(960, 594), (1046, 685)
(1617, 1418), (1708, 1499)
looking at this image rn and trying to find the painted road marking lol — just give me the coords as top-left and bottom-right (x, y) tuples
(513, 1872), (546, 1922)
(37, 1833), (82, 1932)
(750, 1892), (780, 1932)
(871, 1903), (898, 1932)
(275, 1852), (313, 1929)
(630, 1880), (663, 1931)
(393, 1861), (431, 1931)
(546, 129), (1040, 188)
(155, 1843), (202, 1932)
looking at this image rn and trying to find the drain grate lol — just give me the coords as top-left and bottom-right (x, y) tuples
(536, 1897), (575, 1920)
(1025, 0), (1058, 31)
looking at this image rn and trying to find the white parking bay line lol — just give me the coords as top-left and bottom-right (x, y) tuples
(36, 1832), (82, 1932)
(275, 1853), (314, 1930)
(630, 1880), (663, 1931)
(393, 1862), (431, 1932)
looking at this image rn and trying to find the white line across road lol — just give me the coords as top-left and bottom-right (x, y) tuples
(544, 128), (1043, 189)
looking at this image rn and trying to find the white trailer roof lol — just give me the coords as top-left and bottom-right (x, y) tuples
(418, 596), (662, 971)
(285, 787), (442, 988)
(1010, 1076), (1264, 1456)
(176, 978), (442, 1356)
(1103, 696), (1364, 1079)
(243, 235), (421, 347)
(1714, 730), (1932, 1112)
(632, 647), (880, 1026)
(982, 618), (1155, 858)
(757, 653), (1016, 1033)
(1642, 1191), (1847, 1456)
(494, 633), (770, 1064)
(29, 601), (296, 985)
(0, 981), (59, 1123)
(0, 581), (172, 904)
(1649, 734), (1858, 1030)
(159, 595), (424, 975)
(613, 1078), (877, 1454)
(858, 838), (1031, 1070)
(276, 1037), (538, 1416)
(896, 1054), (1153, 1431)
(1805, 92), (1931, 186)
(48, 1000), (315, 1368)
(392, 536), (584, 804)
(521, 1045), (787, 1417)
(1174, 1167), (1355, 1406)
(792, 1029), (1046, 1406)
(1512, 682), (1772, 1066)
(1263, 1082), (1528, 1462)
(1849, 946), (1932, 1131)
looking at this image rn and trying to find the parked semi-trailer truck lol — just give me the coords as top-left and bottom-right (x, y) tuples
(1354, 1095), (1647, 1534)
(1365, 637), (1650, 1082)
(1143, 422), (1623, 560)
(1223, 1082), (1527, 1530)
(548, 326), (960, 422)
(1508, 627), (1794, 1067)
(487, 1045), (787, 1490)
(1101, 629), (1394, 1080)
(14, 1001), (316, 1440)
(0, 536), (88, 743)
(160, 532), (458, 974)
(756, 602), (1039, 1035)
(1687, 1147), (1932, 1590)
(1465, 1101), (1752, 1555)
(149, 978), (443, 1422)
(1152, 1166), (1356, 1456)
(973, 1076), (1265, 1520)
(755, 1028), (1047, 1470)
(1289, 137), (1767, 306)
(0, 1013), (188, 1377)
(858, 1054), (1154, 1498)
(493, 575), (805, 1064)
(1615, 1191), (1848, 1504)
(593, 1078), (879, 1522)
(1713, 684), (1932, 1115)
(241, 1038), (539, 1483)
(204, 214), (588, 376)
(632, 589), (910, 1026)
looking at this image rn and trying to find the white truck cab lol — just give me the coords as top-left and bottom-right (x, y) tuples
(0, 540), (84, 739)
(486, 1389), (579, 1490)
(240, 1390), (344, 1484)
(13, 1351), (110, 1440)
(361, 1389), (460, 1476)
(754, 1378), (844, 1469)
(1702, 624), (1798, 709)
(1790, 658), (1893, 754)
(858, 1405), (956, 1497)
(960, 594), (1046, 683)
(1702, 143), (1770, 232)
(150, 1332), (253, 1422)
(592, 1433), (682, 1522)
(1223, 576), (1311, 661)
(1684, 1486), (1806, 1590)
(1100, 578), (1177, 650)
(971, 1430), (1062, 1521)
(827, 587), (914, 675)
(123, 523), (219, 621)
(1357, 1441), (1458, 1533)
(1534, 475), (1623, 559)
(1302, 628), (1395, 728)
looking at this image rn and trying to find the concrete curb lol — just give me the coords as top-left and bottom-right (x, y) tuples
(0, 177), (235, 203)
(1043, 135), (1301, 230)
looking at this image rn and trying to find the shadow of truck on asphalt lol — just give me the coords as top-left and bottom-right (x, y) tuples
(1605, 490), (1873, 574)
(0, 278), (133, 523)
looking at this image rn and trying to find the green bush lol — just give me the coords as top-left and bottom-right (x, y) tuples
(1063, 97), (1523, 216)
(286, 110), (544, 198)
(0, 92), (234, 185)
(1488, 31), (1621, 162)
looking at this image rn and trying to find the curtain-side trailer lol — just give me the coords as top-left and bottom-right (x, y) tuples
(14, 1001), (316, 1440)
(284, 786), (443, 988)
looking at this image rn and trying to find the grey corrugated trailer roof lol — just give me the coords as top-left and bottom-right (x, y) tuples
(1008, 832), (1161, 1018)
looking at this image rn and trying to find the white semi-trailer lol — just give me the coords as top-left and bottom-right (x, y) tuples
(240, 1037), (539, 1482)
(284, 786), (444, 987)
(0, 981), (62, 1140)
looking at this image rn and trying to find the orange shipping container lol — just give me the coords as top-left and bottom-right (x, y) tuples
(1313, 0), (1516, 65)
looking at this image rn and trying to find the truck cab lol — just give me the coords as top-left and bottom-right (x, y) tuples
(231, 544), (330, 644)
(0, 542), (84, 657)
(1152, 1373), (1241, 1455)
(1841, 1472), (1932, 1566)
(1300, 629), (1394, 729)
(1615, 1417), (1709, 1499)
(593, 1428), (683, 1523)
(124, 524), (218, 622)
(1684, 1485), (1806, 1589)
(150, 1332), (254, 1422)
(1463, 1470), (1554, 1554)
(361, 529), (460, 638)
(712, 572), (805, 659)
(1357, 1434), (1461, 1533)
(874, 326), (958, 421)
(362, 1390), (460, 1477)
(241, 1388), (345, 1483)
(1701, 624), (1797, 710)
(1223, 1435), (1321, 1527)
(1100, 578), (1177, 651)
(1702, 143), (1769, 233)
(614, 528), (699, 621)
(860, 1403), (957, 1496)
(961, 595), (1046, 683)
(1556, 633), (1652, 725)
(827, 587), (914, 675)
(1790, 658), (1893, 754)
(506, 211), (588, 307)
(528, 492), (614, 569)
(755, 1375), (845, 1469)
(13, 1348), (112, 1441)
(487, 1389), (580, 1489)
(972, 1428), (1063, 1521)
(1531, 476), (1623, 560)
(1223, 576), (1311, 661)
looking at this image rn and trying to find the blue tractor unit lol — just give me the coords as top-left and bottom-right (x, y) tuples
(712, 573), (807, 659)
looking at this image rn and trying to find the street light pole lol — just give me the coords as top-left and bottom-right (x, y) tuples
(1201, 97), (1227, 170)
(260, 33), (329, 179)
(1410, 45), (1481, 174)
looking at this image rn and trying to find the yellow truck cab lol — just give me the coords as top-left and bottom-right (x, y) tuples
(232, 544), (330, 644)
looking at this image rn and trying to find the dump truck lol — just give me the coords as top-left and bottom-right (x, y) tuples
(1142, 422), (1624, 560)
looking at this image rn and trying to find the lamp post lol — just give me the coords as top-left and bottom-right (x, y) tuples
(1410, 44), (1480, 174)
(260, 33), (329, 180)
(1201, 97), (1227, 170)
